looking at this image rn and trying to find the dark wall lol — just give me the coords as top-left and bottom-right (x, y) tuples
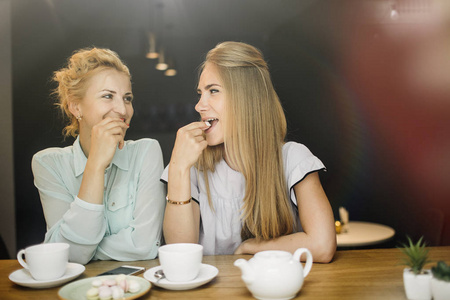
(12, 0), (450, 250)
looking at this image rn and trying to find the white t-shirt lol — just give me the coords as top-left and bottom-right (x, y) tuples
(161, 141), (325, 255)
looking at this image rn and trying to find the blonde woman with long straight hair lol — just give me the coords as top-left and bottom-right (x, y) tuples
(162, 41), (336, 263)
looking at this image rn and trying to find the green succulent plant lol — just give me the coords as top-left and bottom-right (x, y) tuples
(431, 261), (450, 282)
(398, 236), (431, 275)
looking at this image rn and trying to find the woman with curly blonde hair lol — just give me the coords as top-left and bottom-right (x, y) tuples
(32, 48), (165, 264)
(162, 41), (336, 262)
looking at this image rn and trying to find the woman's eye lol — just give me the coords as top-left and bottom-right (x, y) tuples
(210, 89), (219, 94)
(102, 94), (113, 99)
(197, 93), (202, 99)
(124, 96), (133, 103)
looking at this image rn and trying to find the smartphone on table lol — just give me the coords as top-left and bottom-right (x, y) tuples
(97, 265), (146, 276)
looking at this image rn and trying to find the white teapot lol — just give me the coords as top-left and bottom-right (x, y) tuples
(234, 248), (312, 300)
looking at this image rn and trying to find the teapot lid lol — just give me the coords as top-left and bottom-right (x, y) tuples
(254, 250), (292, 261)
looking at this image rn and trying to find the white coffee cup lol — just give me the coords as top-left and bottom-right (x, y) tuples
(17, 243), (69, 281)
(158, 243), (203, 282)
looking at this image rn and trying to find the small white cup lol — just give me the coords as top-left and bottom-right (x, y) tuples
(17, 243), (69, 281)
(158, 243), (203, 282)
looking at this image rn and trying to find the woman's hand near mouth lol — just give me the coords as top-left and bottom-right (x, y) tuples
(170, 121), (210, 172)
(89, 117), (130, 169)
(77, 117), (129, 206)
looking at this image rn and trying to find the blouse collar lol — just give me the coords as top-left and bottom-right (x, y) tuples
(73, 136), (129, 177)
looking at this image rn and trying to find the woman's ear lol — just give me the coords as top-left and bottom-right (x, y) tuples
(68, 101), (81, 118)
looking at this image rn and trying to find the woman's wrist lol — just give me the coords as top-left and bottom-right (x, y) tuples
(85, 155), (109, 173)
(168, 158), (192, 174)
(86, 151), (112, 172)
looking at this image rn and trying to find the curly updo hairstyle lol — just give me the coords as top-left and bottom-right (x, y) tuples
(52, 47), (131, 137)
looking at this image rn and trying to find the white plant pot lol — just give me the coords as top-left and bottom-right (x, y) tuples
(431, 277), (450, 300)
(403, 268), (431, 300)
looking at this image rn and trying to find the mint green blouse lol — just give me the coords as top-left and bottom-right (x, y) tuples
(32, 137), (166, 264)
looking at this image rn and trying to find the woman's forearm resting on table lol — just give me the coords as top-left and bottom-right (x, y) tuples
(235, 231), (336, 263)
(235, 172), (337, 263)
(44, 198), (106, 264)
(45, 193), (165, 263)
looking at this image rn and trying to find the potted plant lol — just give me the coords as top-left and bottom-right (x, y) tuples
(398, 236), (432, 300)
(431, 261), (450, 300)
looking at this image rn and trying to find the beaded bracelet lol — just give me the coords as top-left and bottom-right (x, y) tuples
(166, 196), (192, 205)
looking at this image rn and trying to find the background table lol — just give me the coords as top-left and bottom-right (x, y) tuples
(337, 221), (396, 247)
(2, 246), (449, 299)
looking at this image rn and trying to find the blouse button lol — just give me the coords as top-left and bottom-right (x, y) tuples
(111, 202), (115, 206)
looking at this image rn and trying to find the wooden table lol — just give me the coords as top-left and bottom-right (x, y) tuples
(337, 221), (396, 247)
(2, 247), (450, 299)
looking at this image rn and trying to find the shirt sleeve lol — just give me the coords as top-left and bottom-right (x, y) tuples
(283, 142), (326, 206)
(94, 140), (166, 261)
(32, 152), (106, 264)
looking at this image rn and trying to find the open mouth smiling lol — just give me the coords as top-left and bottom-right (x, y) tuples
(204, 118), (219, 127)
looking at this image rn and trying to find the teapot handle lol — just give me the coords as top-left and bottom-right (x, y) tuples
(293, 248), (312, 277)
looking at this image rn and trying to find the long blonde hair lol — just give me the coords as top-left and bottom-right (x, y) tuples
(197, 41), (294, 241)
(52, 47), (131, 137)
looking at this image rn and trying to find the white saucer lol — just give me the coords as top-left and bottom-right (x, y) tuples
(144, 263), (218, 291)
(9, 262), (85, 289)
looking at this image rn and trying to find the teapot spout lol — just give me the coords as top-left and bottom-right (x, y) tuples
(234, 258), (255, 284)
